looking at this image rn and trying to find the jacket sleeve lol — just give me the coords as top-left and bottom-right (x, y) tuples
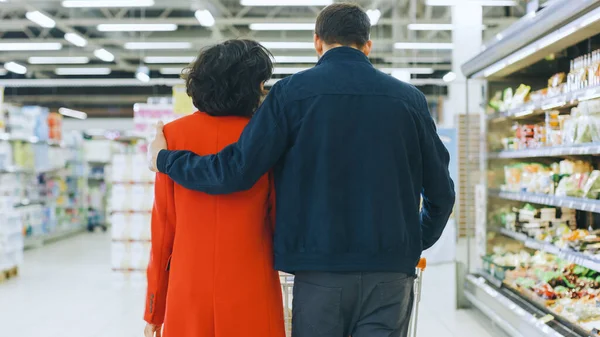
(156, 83), (289, 195)
(144, 172), (176, 325)
(416, 94), (456, 250)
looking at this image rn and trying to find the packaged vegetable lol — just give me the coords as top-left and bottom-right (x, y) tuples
(583, 170), (600, 199)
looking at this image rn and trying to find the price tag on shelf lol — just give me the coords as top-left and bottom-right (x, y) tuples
(525, 239), (542, 250)
(539, 314), (554, 324)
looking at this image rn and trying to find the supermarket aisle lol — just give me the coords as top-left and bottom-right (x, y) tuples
(0, 233), (493, 337)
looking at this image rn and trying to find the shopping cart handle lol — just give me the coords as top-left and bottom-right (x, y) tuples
(417, 258), (426, 271)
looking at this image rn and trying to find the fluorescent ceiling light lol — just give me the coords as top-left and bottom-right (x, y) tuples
(159, 67), (183, 75)
(250, 23), (314, 31)
(55, 67), (112, 75)
(25, 11), (56, 28)
(274, 56), (318, 63)
(408, 23), (454, 30)
(144, 56), (195, 64)
(64, 32), (87, 47)
(0, 43), (62, 51)
(136, 66), (150, 83)
(93, 49), (115, 62)
(29, 57), (89, 64)
(426, 0), (516, 5)
(265, 78), (280, 86)
(260, 42), (314, 49)
(273, 67), (310, 74)
(385, 56), (451, 63)
(366, 9), (381, 26)
(195, 9), (215, 27)
(124, 42), (191, 50)
(394, 42), (453, 50)
(241, 0), (332, 5)
(442, 71), (457, 82)
(4, 62), (27, 75)
(379, 67), (435, 74)
(97, 24), (178, 32)
(62, 0), (154, 7)
(391, 70), (411, 82)
(58, 107), (88, 120)
(408, 24), (486, 31)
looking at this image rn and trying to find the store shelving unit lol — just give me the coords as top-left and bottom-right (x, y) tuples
(461, 2), (600, 336)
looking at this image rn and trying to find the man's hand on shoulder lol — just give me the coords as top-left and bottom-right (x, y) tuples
(148, 121), (167, 172)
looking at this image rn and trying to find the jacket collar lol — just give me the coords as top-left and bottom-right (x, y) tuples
(316, 46), (372, 66)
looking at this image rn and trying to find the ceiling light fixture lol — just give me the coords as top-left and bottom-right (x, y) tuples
(159, 68), (184, 75)
(136, 66), (151, 83)
(380, 67), (435, 74)
(426, 0), (516, 5)
(366, 9), (381, 26)
(25, 11), (56, 28)
(124, 42), (192, 50)
(260, 42), (314, 49)
(241, 0), (332, 5)
(4, 62), (27, 75)
(97, 24), (178, 32)
(274, 56), (318, 63)
(408, 23), (454, 30)
(29, 57), (89, 64)
(250, 23), (315, 31)
(55, 67), (112, 75)
(93, 49), (115, 62)
(273, 67), (310, 74)
(58, 107), (88, 120)
(144, 56), (195, 64)
(394, 42), (454, 50)
(195, 9), (215, 27)
(62, 0), (154, 7)
(64, 32), (88, 47)
(442, 71), (457, 82)
(391, 70), (411, 82)
(0, 43), (62, 51)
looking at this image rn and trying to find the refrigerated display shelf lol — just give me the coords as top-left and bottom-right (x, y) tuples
(488, 85), (600, 122)
(489, 189), (600, 213)
(0, 133), (62, 147)
(465, 274), (581, 337)
(497, 228), (600, 272)
(489, 143), (600, 159)
(23, 226), (86, 250)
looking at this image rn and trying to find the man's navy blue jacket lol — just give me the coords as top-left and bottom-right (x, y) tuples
(157, 46), (455, 275)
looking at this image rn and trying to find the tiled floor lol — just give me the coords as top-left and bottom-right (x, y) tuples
(0, 232), (495, 337)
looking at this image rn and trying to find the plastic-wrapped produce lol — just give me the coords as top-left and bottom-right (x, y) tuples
(583, 170), (600, 199)
(562, 112), (577, 145)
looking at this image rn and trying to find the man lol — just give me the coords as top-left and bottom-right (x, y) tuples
(148, 3), (455, 337)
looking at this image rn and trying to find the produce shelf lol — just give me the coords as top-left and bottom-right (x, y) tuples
(489, 189), (600, 214)
(488, 86), (600, 121)
(489, 143), (600, 159)
(497, 228), (600, 272)
(465, 274), (581, 337)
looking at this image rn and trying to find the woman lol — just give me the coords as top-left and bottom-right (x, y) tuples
(144, 39), (285, 337)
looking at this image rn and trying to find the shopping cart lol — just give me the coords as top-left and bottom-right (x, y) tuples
(279, 257), (427, 337)
(408, 257), (427, 337)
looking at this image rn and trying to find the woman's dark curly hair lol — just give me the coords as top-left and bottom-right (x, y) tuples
(182, 39), (273, 117)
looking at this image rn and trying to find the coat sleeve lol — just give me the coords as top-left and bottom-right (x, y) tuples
(144, 172), (176, 325)
(416, 93), (456, 250)
(155, 82), (289, 195)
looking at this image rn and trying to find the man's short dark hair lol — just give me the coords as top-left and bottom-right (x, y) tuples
(315, 3), (371, 47)
(182, 39), (273, 118)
